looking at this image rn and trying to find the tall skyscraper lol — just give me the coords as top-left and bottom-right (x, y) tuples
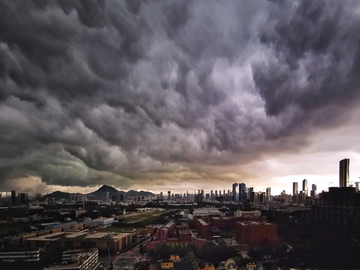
(339, 158), (350, 187)
(266, 187), (271, 202)
(311, 184), (317, 197)
(355, 182), (360, 192)
(11, 190), (18, 206)
(247, 187), (254, 202)
(302, 179), (308, 196)
(293, 182), (298, 196)
(232, 183), (238, 202)
(239, 183), (247, 203)
(167, 191), (171, 200)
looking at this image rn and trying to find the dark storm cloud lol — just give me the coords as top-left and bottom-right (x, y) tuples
(1, 0), (360, 190)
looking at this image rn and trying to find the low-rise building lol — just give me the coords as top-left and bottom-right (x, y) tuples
(0, 248), (41, 270)
(44, 248), (98, 270)
(97, 218), (114, 227)
(236, 221), (282, 248)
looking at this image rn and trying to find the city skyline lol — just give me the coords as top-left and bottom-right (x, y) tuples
(2, 1), (360, 196)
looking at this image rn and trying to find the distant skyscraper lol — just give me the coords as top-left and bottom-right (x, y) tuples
(248, 187), (254, 202)
(11, 190), (17, 206)
(167, 191), (171, 200)
(302, 179), (308, 196)
(293, 182), (298, 196)
(232, 183), (238, 202)
(339, 158), (350, 187)
(239, 183), (247, 203)
(265, 187), (271, 202)
(355, 182), (360, 192)
(311, 184), (317, 197)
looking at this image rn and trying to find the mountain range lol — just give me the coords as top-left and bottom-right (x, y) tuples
(41, 185), (154, 201)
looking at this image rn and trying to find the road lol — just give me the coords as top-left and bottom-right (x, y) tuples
(113, 237), (152, 270)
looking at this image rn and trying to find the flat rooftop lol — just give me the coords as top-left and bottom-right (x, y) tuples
(84, 232), (110, 239)
(65, 230), (89, 239)
(113, 233), (131, 239)
(197, 219), (208, 226)
(25, 232), (66, 242)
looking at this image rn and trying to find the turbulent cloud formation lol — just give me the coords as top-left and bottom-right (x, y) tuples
(1, 0), (360, 193)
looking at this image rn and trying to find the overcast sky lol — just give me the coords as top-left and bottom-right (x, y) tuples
(1, 0), (360, 195)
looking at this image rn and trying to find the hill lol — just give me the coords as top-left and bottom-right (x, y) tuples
(126, 190), (154, 197)
(42, 191), (70, 201)
(41, 185), (154, 201)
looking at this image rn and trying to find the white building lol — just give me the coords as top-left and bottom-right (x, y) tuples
(193, 208), (222, 217)
(97, 217), (114, 227)
(234, 210), (261, 218)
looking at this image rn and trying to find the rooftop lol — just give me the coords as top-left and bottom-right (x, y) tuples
(113, 233), (131, 239)
(84, 232), (110, 239)
(65, 230), (89, 239)
(25, 232), (66, 242)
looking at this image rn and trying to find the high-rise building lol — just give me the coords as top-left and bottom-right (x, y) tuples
(19, 193), (28, 205)
(339, 158), (350, 187)
(311, 184), (317, 197)
(167, 191), (171, 200)
(265, 187), (271, 202)
(355, 182), (360, 192)
(210, 190), (214, 200)
(302, 179), (308, 196)
(239, 183), (247, 203)
(11, 190), (18, 206)
(248, 187), (254, 203)
(293, 182), (298, 196)
(232, 183), (238, 202)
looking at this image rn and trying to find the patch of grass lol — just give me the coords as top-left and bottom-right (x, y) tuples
(102, 226), (128, 233)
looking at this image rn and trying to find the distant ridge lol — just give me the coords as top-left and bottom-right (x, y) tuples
(41, 185), (154, 201)
(41, 191), (70, 201)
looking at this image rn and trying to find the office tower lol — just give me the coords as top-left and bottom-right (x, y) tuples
(293, 182), (298, 196)
(223, 190), (226, 196)
(355, 182), (360, 192)
(210, 190), (214, 200)
(160, 192), (163, 200)
(232, 183), (238, 202)
(311, 184), (317, 197)
(239, 183), (247, 203)
(248, 187), (254, 203)
(219, 190), (222, 196)
(302, 179), (308, 196)
(266, 187), (271, 202)
(167, 191), (171, 200)
(19, 193), (28, 205)
(215, 190), (218, 197)
(339, 158), (350, 187)
(11, 190), (18, 206)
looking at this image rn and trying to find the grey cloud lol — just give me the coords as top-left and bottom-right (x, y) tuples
(1, 0), (360, 191)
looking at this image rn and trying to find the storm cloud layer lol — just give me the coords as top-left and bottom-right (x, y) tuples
(1, 0), (360, 192)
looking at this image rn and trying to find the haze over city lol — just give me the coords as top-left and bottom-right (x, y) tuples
(2, 0), (360, 195)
